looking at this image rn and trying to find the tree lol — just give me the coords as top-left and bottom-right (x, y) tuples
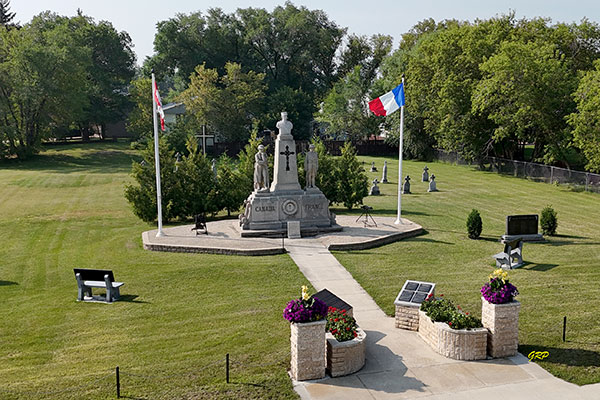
(73, 14), (136, 140)
(0, 13), (90, 159)
(568, 60), (600, 172)
(179, 62), (266, 142)
(334, 142), (369, 209)
(312, 137), (337, 203)
(473, 40), (576, 163)
(214, 154), (248, 216)
(125, 77), (153, 142)
(237, 129), (266, 194)
(0, 0), (15, 26)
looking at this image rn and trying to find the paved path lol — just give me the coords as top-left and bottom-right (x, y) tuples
(285, 238), (600, 400)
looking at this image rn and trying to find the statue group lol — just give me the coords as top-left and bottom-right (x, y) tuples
(240, 112), (335, 235)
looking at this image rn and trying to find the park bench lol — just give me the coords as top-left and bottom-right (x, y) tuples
(74, 268), (124, 303)
(492, 238), (524, 270)
(191, 214), (208, 235)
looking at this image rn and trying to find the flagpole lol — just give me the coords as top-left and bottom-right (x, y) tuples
(152, 70), (165, 237)
(395, 75), (405, 225)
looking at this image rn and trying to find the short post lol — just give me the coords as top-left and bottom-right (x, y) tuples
(116, 366), (120, 398)
(563, 316), (567, 342)
(226, 353), (230, 383)
(586, 173), (590, 192)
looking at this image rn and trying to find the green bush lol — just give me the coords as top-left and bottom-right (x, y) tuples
(335, 141), (369, 209)
(420, 297), (482, 330)
(541, 205), (558, 235)
(466, 209), (483, 239)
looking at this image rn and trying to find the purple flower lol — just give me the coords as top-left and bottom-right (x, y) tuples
(481, 281), (519, 304)
(283, 297), (328, 323)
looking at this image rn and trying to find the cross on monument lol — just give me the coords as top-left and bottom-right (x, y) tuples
(280, 145), (295, 171)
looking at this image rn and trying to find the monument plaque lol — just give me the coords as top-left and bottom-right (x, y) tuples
(502, 214), (544, 242)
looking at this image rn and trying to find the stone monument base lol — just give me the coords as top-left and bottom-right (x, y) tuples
(240, 187), (338, 237)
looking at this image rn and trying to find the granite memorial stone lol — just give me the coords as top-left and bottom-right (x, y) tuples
(370, 162), (377, 172)
(428, 174), (438, 192)
(381, 160), (388, 183)
(369, 178), (380, 196)
(402, 175), (411, 194)
(422, 166), (429, 182)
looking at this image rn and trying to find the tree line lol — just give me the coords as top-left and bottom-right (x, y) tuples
(3, 3), (600, 173)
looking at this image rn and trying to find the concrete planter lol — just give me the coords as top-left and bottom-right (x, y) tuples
(418, 311), (487, 360)
(481, 298), (520, 358)
(326, 328), (366, 377)
(290, 319), (326, 381)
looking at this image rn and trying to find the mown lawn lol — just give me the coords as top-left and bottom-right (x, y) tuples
(332, 155), (600, 385)
(0, 142), (305, 399)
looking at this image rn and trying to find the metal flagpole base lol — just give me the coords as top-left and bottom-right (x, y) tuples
(394, 218), (404, 225)
(156, 230), (165, 237)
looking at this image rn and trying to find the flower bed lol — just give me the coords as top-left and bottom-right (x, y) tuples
(326, 328), (366, 377)
(418, 311), (487, 360)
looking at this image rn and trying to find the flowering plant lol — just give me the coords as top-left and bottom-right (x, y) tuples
(283, 286), (328, 323)
(481, 269), (519, 304)
(326, 307), (358, 342)
(420, 295), (482, 330)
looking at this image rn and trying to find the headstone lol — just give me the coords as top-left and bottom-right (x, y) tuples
(304, 144), (318, 189)
(428, 174), (438, 192)
(402, 175), (411, 194)
(381, 161), (388, 183)
(422, 166), (429, 182)
(501, 215), (544, 242)
(370, 162), (377, 172)
(369, 178), (380, 196)
(254, 144), (270, 192)
(287, 220), (301, 239)
(211, 159), (217, 178)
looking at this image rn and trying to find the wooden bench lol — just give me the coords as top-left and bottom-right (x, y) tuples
(74, 268), (124, 303)
(492, 238), (524, 270)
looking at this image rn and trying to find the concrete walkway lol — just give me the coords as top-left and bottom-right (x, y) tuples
(285, 238), (600, 400)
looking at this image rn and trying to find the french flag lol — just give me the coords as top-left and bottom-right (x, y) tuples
(368, 83), (405, 116)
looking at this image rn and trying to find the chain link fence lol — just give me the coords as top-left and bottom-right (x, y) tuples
(435, 150), (600, 194)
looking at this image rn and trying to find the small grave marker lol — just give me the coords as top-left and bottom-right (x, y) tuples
(394, 280), (436, 331)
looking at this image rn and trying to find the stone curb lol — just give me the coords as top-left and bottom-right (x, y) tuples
(327, 227), (424, 251)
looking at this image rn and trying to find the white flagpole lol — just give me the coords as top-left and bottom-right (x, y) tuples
(152, 71), (165, 237)
(395, 76), (405, 225)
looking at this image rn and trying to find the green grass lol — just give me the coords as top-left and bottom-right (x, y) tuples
(332, 155), (600, 385)
(0, 142), (304, 399)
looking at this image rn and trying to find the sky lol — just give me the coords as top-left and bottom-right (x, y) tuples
(11, 0), (600, 66)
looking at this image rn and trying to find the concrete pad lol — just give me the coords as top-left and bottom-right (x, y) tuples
(357, 369), (431, 399)
(410, 363), (486, 394)
(462, 358), (534, 385)
(300, 374), (374, 400)
(142, 216), (423, 256)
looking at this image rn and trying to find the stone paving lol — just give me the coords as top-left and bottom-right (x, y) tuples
(286, 233), (600, 400)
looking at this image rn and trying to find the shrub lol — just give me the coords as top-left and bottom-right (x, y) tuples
(326, 307), (358, 342)
(540, 205), (558, 235)
(481, 269), (519, 304)
(283, 286), (328, 323)
(335, 141), (369, 209)
(466, 209), (482, 239)
(420, 296), (482, 330)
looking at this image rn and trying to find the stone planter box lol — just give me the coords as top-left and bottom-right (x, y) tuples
(395, 304), (420, 331)
(290, 319), (326, 381)
(481, 298), (520, 358)
(418, 311), (487, 360)
(326, 328), (366, 377)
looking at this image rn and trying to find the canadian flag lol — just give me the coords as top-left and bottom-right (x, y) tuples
(153, 80), (165, 131)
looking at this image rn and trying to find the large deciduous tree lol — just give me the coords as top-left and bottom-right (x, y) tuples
(568, 60), (600, 172)
(179, 62), (266, 142)
(0, 13), (90, 159)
